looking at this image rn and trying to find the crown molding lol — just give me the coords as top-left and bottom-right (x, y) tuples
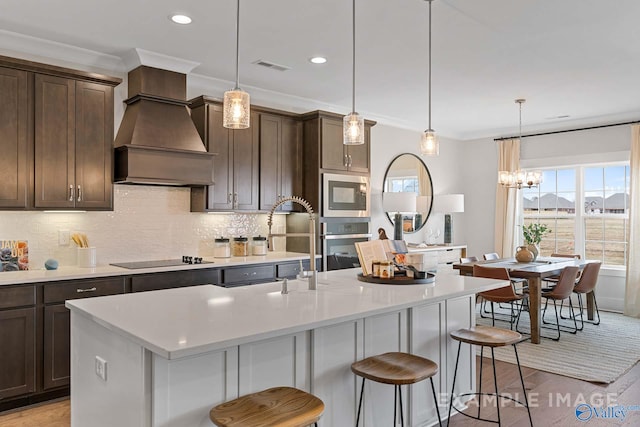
(0, 29), (125, 75)
(121, 48), (200, 74)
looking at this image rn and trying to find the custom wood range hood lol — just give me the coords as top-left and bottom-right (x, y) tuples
(113, 66), (215, 186)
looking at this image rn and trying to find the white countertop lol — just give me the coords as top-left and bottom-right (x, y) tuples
(66, 268), (505, 360)
(406, 244), (466, 252)
(0, 252), (316, 286)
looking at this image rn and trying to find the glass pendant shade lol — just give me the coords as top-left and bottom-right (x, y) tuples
(420, 129), (439, 156)
(343, 112), (364, 145)
(223, 88), (250, 129)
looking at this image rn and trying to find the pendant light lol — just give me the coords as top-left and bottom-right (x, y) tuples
(420, 0), (439, 156)
(223, 0), (250, 129)
(498, 99), (542, 189)
(343, 0), (364, 145)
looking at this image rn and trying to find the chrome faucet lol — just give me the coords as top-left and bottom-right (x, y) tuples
(267, 196), (317, 290)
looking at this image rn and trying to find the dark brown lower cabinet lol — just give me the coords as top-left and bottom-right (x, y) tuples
(43, 305), (70, 390)
(0, 307), (36, 399)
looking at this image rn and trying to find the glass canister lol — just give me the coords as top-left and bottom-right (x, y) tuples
(232, 236), (249, 257)
(379, 260), (393, 279)
(372, 260), (381, 278)
(214, 237), (230, 258)
(251, 235), (267, 256)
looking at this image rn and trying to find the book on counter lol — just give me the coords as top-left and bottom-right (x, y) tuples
(354, 240), (407, 276)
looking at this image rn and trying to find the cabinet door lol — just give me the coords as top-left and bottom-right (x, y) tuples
(259, 114), (301, 212)
(232, 112), (259, 210)
(0, 67), (29, 209)
(75, 81), (113, 210)
(347, 125), (370, 173)
(280, 117), (302, 210)
(320, 118), (347, 171)
(43, 305), (70, 390)
(259, 114), (281, 211)
(34, 74), (75, 209)
(206, 103), (234, 210)
(0, 307), (36, 399)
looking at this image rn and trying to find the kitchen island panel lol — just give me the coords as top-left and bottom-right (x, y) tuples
(361, 310), (408, 425)
(311, 319), (362, 427)
(409, 300), (445, 426)
(70, 313), (149, 427)
(238, 332), (309, 395)
(446, 295), (476, 401)
(153, 348), (238, 427)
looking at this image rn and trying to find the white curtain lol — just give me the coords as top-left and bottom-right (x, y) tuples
(625, 125), (640, 317)
(495, 138), (520, 257)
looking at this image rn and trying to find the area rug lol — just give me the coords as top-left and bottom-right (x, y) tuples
(475, 310), (640, 383)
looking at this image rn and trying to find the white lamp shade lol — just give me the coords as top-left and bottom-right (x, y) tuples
(383, 192), (417, 213)
(432, 194), (464, 213)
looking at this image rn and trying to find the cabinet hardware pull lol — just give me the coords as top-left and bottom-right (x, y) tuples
(228, 193), (232, 203)
(348, 155), (353, 168)
(344, 154), (348, 167)
(233, 193), (238, 208)
(69, 185), (74, 202)
(76, 287), (97, 293)
(77, 185), (82, 202)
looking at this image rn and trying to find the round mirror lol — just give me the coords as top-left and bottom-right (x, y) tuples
(382, 153), (434, 233)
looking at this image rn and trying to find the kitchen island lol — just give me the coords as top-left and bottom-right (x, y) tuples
(66, 268), (506, 427)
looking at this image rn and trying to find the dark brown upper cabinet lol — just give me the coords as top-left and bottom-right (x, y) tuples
(190, 97), (259, 212)
(259, 113), (302, 212)
(0, 55), (120, 211)
(0, 67), (29, 209)
(302, 111), (374, 174)
(34, 76), (114, 210)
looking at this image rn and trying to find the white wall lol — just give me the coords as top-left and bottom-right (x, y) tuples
(369, 125), (467, 246)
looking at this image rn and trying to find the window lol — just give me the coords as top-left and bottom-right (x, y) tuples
(386, 177), (418, 193)
(521, 163), (629, 267)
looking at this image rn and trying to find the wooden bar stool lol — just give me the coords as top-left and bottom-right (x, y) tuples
(351, 352), (443, 427)
(209, 386), (324, 427)
(447, 326), (532, 426)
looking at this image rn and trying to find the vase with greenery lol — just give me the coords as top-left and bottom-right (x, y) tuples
(521, 223), (550, 260)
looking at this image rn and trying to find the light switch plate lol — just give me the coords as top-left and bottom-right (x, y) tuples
(58, 230), (70, 246)
(95, 356), (107, 381)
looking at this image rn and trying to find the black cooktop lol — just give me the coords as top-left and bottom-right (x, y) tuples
(110, 259), (214, 269)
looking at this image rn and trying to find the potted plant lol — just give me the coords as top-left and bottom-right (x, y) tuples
(521, 223), (550, 260)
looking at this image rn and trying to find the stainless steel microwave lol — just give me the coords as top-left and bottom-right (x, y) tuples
(322, 173), (370, 217)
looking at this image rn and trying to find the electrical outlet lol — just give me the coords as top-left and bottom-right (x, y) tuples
(95, 356), (107, 381)
(58, 230), (70, 246)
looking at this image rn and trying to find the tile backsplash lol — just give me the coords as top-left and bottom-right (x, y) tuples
(0, 186), (286, 269)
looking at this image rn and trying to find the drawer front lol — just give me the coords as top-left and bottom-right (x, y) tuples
(223, 265), (274, 285)
(276, 261), (310, 279)
(0, 286), (36, 309)
(438, 248), (462, 265)
(44, 277), (125, 304)
(131, 269), (221, 293)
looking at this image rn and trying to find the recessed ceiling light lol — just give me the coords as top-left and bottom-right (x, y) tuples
(170, 14), (192, 25)
(309, 57), (327, 64)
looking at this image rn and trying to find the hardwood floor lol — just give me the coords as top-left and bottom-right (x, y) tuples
(1, 360), (638, 426)
(0, 398), (69, 427)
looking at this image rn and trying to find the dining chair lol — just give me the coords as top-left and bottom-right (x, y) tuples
(460, 256), (479, 263)
(543, 253), (581, 289)
(535, 266), (581, 341)
(572, 261), (602, 330)
(474, 265), (525, 330)
(483, 252), (500, 261)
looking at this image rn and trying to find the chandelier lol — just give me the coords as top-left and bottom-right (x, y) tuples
(498, 99), (542, 189)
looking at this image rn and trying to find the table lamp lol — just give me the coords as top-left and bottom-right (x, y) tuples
(383, 192), (417, 241)
(432, 194), (464, 245)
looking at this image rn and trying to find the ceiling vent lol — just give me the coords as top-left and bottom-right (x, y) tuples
(252, 59), (291, 72)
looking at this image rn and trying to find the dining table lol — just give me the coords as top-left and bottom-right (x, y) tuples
(453, 256), (595, 344)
